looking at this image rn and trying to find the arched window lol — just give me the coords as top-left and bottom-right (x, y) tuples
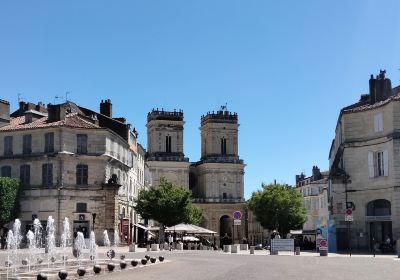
(367, 199), (391, 216)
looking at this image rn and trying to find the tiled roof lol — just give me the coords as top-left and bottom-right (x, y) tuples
(0, 113), (99, 132)
(343, 92), (400, 114)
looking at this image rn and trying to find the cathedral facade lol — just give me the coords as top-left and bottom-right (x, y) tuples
(145, 107), (254, 246)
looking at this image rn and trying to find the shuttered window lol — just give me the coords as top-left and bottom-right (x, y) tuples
(23, 135), (32, 154)
(76, 164), (88, 185)
(44, 133), (54, 153)
(4, 136), (13, 156)
(374, 113), (383, 133)
(1, 166), (11, 177)
(368, 150), (388, 178)
(77, 134), (88, 154)
(20, 164), (30, 187)
(42, 163), (53, 186)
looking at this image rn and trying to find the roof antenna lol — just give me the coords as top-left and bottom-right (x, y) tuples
(17, 93), (24, 103)
(65, 91), (70, 102)
(54, 95), (65, 104)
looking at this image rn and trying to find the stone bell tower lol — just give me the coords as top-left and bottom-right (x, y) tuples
(193, 106), (245, 202)
(146, 109), (190, 188)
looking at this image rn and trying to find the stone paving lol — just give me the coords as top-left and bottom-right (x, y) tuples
(1, 246), (399, 279)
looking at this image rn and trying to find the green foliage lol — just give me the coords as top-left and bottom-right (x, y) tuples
(185, 204), (203, 225)
(0, 177), (20, 227)
(248, 182), (306, 236)
(134, 177), (203, 227)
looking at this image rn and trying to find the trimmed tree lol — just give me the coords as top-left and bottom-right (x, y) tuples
(248, 182), (306, 237)
(134, 178), (203, 242)
(0, 177), (20, 228)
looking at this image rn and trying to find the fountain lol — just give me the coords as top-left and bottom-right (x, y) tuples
(26, 230), (35, 271)
(114, 229), (120, 247)
(33, 219), (43, 265)
(45, 216), (56, 268)
(89, 231), (97, 263)
(74, 232), (86, 264)
(6, 230), (14, 278)
(102, 230), (111, 247)
(60, 217), (71, 268)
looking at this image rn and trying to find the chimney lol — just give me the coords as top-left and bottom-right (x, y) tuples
(100, 99), (112, 118)
(47, 104), (66, 122)
(369, 70), (392, 104)
(0, 99), (10, 128)
(312, 166), (321, 181)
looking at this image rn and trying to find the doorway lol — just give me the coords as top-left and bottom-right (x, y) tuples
(219, 215), (232, 247)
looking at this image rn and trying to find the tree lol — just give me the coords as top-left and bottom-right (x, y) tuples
(0, 177), (20, 228)
(248, 182), (306, 237)
(134, 178), (203, 241)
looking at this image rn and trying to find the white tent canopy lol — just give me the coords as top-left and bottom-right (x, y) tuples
(165, 223), (217, 235)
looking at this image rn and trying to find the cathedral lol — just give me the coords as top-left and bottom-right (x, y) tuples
(145, 106), (249, 246)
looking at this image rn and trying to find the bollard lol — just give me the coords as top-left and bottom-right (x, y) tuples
(320, 249), (328, 256)
(295, 247), (300, 255)
(223, 245), (231, 253)
(231, 245), (238, 253)
(146, 244), (150, 251)
(240, 244), (248, 251)
(176, 243), (183, 250)
(250, 246), (255, 254)
(129, 243), (137, 252)
(151, 244), (159, 251)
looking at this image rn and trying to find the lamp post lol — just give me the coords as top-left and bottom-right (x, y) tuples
(92, 213), (97, 232)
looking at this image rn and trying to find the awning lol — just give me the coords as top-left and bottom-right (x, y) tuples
(165, 223), (217, 235)
(134, 224), (149, 231)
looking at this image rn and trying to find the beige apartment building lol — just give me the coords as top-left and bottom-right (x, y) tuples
(329, 71), (400, 251)
(145, 107), (267, 246)
(296, 166), (329, 241)
(0, 99), (147, 244)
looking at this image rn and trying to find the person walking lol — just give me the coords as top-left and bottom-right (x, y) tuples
(168, 234), (173, 251)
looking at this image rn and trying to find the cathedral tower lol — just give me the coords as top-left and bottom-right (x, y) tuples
(146, 109), (190, 188)
(193, 106), (245, 202)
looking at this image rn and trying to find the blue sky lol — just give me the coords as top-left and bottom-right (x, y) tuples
(1, 1), (399, 199)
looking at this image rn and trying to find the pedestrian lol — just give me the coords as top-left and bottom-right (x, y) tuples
(168, 234), (173, 251)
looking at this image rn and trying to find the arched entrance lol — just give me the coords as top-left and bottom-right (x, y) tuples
(219, 215), (232, 247)
(366, 199), (392, 250)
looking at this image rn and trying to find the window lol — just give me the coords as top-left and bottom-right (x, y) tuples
(1, 166), (11, 177)
(77, 134), (88, 154)
(20, 164), (30, 187)
(42, 163), (53, 187)
(368, 150), (388, 177)
(4, 136), (13, 156)
(166, 135), (172, 153)
(374, 113), (383, 133)
(23, 135), (32, 154)
(223, 192), (227, 199)
(76, 164), (88, 185)
(44, 132), (54, 153)
(221, 138), (227, 155)
(76, 203), (87, 213)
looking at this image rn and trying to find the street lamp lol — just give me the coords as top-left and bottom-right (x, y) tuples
(92, 213), (97, 232)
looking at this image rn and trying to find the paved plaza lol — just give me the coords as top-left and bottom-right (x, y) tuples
(1, 247), (400, 280)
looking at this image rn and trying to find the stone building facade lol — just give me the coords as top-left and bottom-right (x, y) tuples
(295, 166), (329, 241)
(0, 99), (146, 244)
(145, 107), (266, 246)
(329, 71), (400, 251)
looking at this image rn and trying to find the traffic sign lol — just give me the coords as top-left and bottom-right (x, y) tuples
(345, 208), (353, 222)
(233, 219), (241, 226)
(233, 211), (242, 220)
